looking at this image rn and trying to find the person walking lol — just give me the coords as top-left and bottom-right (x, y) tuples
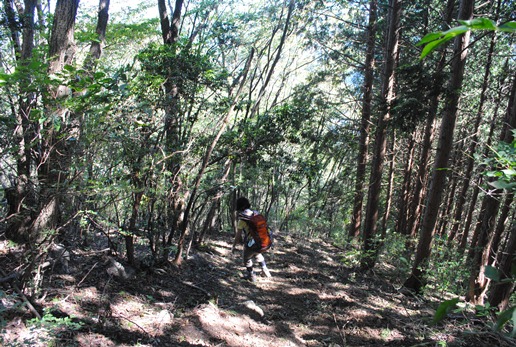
(232, 197), (272, 282)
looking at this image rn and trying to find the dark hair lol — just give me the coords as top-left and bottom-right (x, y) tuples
(236, 197), (251, 211)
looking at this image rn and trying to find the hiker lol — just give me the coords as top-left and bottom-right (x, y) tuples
(232, 197), (272, 282)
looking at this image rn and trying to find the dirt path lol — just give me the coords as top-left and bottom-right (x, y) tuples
(1, 234), (513, 346)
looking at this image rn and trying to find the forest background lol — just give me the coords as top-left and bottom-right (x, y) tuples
(0, 0), (515, 345)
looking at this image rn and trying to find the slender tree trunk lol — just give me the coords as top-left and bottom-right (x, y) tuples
(197, 159), (232, 245)
(404, 0), (474, 293)
(396, 130), (416, 235)
(349, 0), (377, 239)
(361, 0), (401, 270)
(448, 25), (497, 245)
(406, 0), (455, 238)
(487, 224), (516, 311)
(488, 193), (514, 266)
(381, 130), (396, 237)
(437, 142), (462, 237)
(466, 75), (516, 304)
(83, 0), (110, 71)
(459, 82), (504, 251)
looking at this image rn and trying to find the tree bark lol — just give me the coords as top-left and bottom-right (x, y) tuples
(4, 0), (38, 243)
(487, 224), (516, 311)
(404, 0), (474, 293)
(381, 130), (396, 237)
(466, 75), (516, 304)
(396, 130), (416, 235)
(448, 23), (497, 244)
(405, 0), (455, 238)
(349, 0), (377, 239)
(83, 0), (110, 71)
(361, 0), (401, 270)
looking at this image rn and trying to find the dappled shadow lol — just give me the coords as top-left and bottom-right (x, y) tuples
(2, 233), (514, 346)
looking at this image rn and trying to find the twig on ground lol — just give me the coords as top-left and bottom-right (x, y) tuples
(181, 280), (211, 297)
(113, 314), (150, 336)
(0, 268), (41, 319)
(75, 262), (99, 288)
(333, 313), (347, 346)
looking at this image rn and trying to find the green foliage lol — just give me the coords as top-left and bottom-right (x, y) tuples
(433, 297), (459, 325)
(494, 306), (516, 337)
(390, 63), (436, 131)
(418, 18), (516, 59)
(24, 308), (83, 345)
(484, 134), (516, 191)
(426, 236), (470, 295)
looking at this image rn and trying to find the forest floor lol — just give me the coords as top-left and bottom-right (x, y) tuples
(1, 233), (514, 347)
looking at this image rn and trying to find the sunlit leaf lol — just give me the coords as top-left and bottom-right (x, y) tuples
(417, 32), (444, 46)
(498, 22), (516, 33)
(440, 25), (470, 37)
(458, 18), (497, 30)
(501, 169), (516, 177)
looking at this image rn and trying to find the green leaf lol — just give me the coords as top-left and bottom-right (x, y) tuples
(0, 72), (9, 85)
(501, 169), (516, 177)
(420, 38), (447, 59)
(433, 297), (459, 324)
(484, 265), (501, 282)
(417, 32), (444, 46)
(493, 306), (515, 336)
(458, 18), (497, 30)
(485, 171), (499, 177)
(488, 180), (513, 190)
(498, 22), (516, 33)
(440, 25), (470, 38)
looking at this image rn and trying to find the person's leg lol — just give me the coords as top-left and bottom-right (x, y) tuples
(243, 247), (257, 281)
(254, 253), (271, 278)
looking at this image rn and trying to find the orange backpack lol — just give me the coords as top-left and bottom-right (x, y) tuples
(243, 212), (272, 252)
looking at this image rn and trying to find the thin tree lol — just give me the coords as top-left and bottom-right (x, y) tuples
(466, 75), (516, 305)
(361, 0), (401, 270)
(405, 0), (455, 238)
(349, 0), (377, 239)
(448, 1), (499, 244)
(404, 0), (475, 293)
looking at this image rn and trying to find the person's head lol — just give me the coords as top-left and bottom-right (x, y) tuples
(236, 197), (251, 211)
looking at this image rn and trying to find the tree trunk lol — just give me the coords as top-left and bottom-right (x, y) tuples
(381, 130), (396, 237)
(487, 224), (516, 311)
(488, 193), (514, 266)
(448, 24), (497, 245)
(466, 75), (516, 304)
(396, 130), (416, 235)
(361, 0), (401, 270)
(349, 0), (377, 239)
(31, 0), (80, 241)
(406, 0), (455, 238)
(4, 0), (38, 243)
(459, 83), (504, 251)
(437, 144), (461, 237)
(83, 0), (110, 71)
(404, 0), (474, 293)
